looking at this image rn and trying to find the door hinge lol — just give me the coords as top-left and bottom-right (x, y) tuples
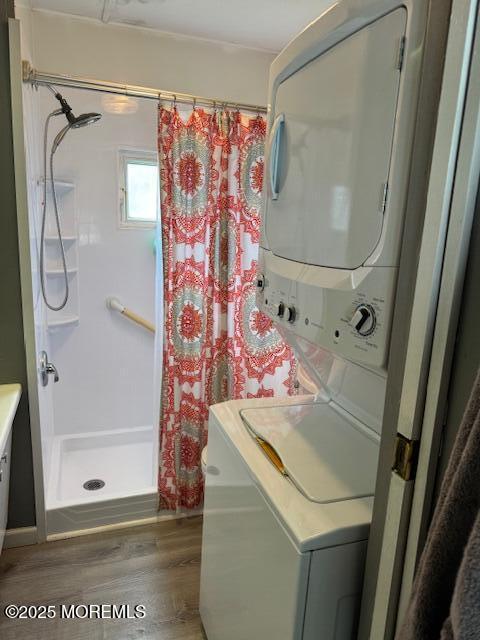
(397, 36), (406, 71)
(380, 182), (389, 214)
(393, 434), (419, 481)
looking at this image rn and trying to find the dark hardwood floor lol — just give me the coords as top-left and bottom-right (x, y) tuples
(0, 516), (205, 640)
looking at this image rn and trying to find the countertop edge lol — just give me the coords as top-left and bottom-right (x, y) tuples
(0, 384), (22, 455)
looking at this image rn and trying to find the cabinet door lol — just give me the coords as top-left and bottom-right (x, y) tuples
(265, 9), (406, 270)
(0, 432), (12, 551)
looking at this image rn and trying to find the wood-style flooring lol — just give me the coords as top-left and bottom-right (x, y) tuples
(0, 517), (205, 640)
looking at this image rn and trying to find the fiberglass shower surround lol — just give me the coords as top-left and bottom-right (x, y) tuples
(26, 85), (159, 534)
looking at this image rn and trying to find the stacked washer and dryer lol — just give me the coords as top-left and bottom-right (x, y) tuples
(200, 1), (430, 638)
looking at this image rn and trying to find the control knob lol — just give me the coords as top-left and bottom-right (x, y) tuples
(350, 304), (376, 336)
(286, 305), (296, 324)
(275, 302), (285, 318)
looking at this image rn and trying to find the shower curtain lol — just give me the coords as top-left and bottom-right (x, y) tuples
(157, 105), (296, 510)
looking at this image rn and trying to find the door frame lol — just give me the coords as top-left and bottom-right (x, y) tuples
(396, 2), (480, 625)
(8, 17), (47, 543)
(360, 0), (480, 637)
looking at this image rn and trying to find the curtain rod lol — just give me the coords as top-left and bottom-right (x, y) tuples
(22, 61), (268, 115)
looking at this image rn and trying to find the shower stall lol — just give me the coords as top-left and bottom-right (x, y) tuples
(12, 16), (268, 537)
(21, 76), (162, 535)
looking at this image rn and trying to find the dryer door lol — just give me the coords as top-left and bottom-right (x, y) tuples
(265, 8), (406, 270)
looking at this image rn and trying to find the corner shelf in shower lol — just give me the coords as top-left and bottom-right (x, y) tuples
(38, 178), (75, 196)
(48, 315), (80, 332)
(45, 267), (78, 276)
(44, 235), (77, 244)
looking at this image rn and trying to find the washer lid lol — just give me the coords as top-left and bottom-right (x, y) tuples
(240, 402), (379, 504)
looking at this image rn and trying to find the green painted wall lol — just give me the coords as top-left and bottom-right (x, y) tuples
(0, 0), (36, 528)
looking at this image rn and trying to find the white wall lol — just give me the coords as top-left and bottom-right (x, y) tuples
(15, 7), (274, 107)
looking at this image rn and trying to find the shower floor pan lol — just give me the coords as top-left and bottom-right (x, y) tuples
(46, 426), (158, 535)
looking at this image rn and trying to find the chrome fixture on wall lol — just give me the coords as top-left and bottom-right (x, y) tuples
(39, 85), (102, 311)
(39, 351), (59, 387)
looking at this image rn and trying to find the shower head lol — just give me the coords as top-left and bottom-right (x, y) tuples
(47, 84), (102, 130)
(70, 112), (102, 128)
(46, 84), (102, 152)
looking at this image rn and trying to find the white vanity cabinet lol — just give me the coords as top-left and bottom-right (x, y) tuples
(0, 384), (21, 553)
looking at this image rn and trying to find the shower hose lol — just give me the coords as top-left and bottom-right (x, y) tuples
(39, 111), (69, 311)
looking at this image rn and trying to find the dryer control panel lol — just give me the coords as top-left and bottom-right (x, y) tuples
(257, 248), (397, 372)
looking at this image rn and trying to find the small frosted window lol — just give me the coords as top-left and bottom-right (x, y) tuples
(119, 150), (159, 227)
(126, 161), (158, 221)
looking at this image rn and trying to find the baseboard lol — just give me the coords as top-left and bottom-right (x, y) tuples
(3, 512), (203, 547)
(46, 491), (159, 537)
(46, 509), (203, 542)
(3, 526), (38, 549)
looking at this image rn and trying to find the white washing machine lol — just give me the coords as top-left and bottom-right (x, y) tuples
(200, 357), (383, 640)
(200, 396), (379, 639)
(201, 0), (429, 637)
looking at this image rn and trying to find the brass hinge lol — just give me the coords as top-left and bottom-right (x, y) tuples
(393, 434), (418, 481)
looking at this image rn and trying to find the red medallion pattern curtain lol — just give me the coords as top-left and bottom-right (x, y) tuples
(158, 106), (296, 510)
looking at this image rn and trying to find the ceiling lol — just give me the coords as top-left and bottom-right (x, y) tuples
(21, 0), (334, 52)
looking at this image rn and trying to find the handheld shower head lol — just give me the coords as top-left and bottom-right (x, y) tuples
(51, 124), (71, 154)
(51, 113), (102, 153)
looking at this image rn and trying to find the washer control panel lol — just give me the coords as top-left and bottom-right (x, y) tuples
(256, 250), (397, 371)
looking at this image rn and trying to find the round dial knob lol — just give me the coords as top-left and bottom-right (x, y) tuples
(275, 302), (285, 317)
(350, 304), (376, 336)
(286, 305), (296, 324)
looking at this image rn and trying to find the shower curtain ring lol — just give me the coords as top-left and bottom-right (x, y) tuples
(193, 96), (197, 111)
(172, 94), (177, 109)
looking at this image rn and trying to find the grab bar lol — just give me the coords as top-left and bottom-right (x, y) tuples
(106, 296), (155, 334)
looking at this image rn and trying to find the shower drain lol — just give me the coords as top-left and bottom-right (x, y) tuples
(83, 479), (105, 491)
